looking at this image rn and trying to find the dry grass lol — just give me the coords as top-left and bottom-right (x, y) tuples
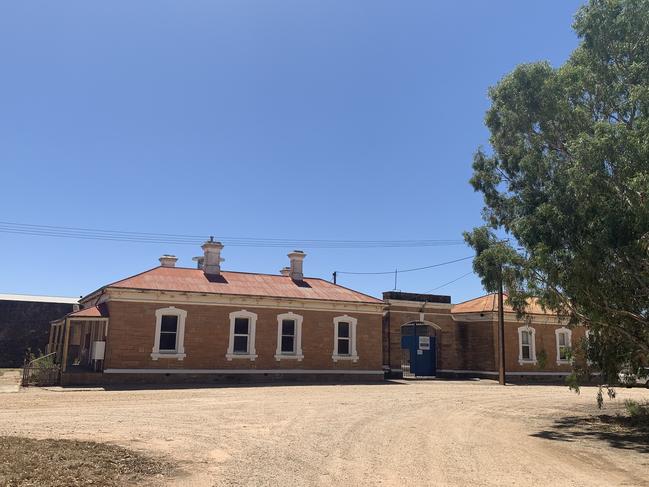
(0, 436), (175, 487)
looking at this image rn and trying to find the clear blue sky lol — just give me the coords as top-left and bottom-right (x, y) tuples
(1, 1), (584, 302)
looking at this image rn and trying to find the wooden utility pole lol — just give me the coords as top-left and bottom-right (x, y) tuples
(497, 270), (506, 385)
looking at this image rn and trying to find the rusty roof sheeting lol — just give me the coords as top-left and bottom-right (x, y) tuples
(451, 293), (549, 315)
(67, 303), (109, 318)
(106, 267), (382, 304)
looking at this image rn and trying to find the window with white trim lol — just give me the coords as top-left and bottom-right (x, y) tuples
(151, 307), (187, 361)
(275, 312), (304, 360)
(517, 326), (536, 365)
(233, 318), (250, 353)
(332, 315), (358, 362)
(226, 310), (258, 360)
(159, 316), (178, 351)
(337, 323), (350, 354)
(555, 327), (572, 364)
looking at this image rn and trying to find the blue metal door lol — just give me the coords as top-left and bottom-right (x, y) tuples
(401, 334), (436, 377)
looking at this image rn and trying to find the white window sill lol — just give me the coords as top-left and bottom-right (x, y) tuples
(226, 353), (258, 361)
(556, 360), (572, 366)
(518, 359), (537, 366)
(274, 353), (304, 361)
(332, 354), (359, 363)
(151, 352), (186, 361)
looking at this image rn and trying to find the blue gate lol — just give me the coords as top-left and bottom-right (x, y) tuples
(401, 332), (436, 377)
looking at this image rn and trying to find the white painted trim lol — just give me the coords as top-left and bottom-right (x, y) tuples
(555, 327), (572, 365)
(400, 320), (442, 331)
(106, 288), (383, 314)
(451, 311), (567, 325)
(387, 310), (454, 317)
(517, 325), (537, 365)
(151, 306), (187, 361)
(384, 299), (452, 309)
(332, 315), (358, 362)
(275, 312), (304, 361)
(104, 368), (384, 375)
(226, 310), (258, 361)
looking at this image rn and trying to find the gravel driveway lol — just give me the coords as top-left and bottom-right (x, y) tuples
(1, 380), (647, 486)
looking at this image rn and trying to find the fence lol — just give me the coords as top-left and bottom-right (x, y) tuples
(22, 352), (60, 386)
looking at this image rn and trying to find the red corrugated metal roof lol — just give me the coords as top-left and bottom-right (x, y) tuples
(68, 303), (109, 318)
(105, 266), (382, 304)
(452, 293), (548, 315)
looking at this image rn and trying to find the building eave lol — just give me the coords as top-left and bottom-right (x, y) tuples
(103, 287), (385, 314)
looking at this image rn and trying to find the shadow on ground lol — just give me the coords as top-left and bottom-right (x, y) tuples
(532, 414), (649, 453)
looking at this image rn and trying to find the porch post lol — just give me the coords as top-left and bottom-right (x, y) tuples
(56, 324), (64, 362)
(62, 318), (71, 372)
(47, 323), (54, 354)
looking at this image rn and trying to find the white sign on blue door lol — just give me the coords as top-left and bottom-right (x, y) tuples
(418, 336), (430, 350)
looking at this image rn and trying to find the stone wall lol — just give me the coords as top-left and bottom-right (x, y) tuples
(0, 300), (74, 367)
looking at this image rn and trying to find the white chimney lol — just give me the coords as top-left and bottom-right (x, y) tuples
(288, 250), (306, 280)
(202, 239), (224, 275)
(192, 256), (204, 269)
(159, 255), (178, 268)
(280, 267), (291, 276)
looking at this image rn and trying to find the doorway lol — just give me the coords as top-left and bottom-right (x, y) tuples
(400, 322), (437, 377)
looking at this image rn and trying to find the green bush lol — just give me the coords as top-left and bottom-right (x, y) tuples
(623, 400), (649, 425)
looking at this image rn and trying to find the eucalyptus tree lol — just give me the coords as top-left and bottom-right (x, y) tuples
(465, 0), (649, 401)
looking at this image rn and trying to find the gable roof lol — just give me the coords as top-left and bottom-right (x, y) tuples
(67, 303), (109, 318)
(102, 266), (382, 304)
(452, 293), (549, 315)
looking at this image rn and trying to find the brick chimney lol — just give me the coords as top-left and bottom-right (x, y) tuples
(159, 255), (178, 267)
(280, 266), (291, 276)
(202, 238), (224, 275)
(287, 250), (306, 280)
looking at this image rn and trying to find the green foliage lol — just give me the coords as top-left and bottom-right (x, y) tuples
(24, 349), (54, 368)
(622, 399), (649, 426)
(466, 0), (649, 397)
(536, 349), (548, 369)
(23, 350), (58, 386)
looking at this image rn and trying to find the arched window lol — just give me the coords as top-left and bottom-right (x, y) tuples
(275, 312), (304, 361)
(517, 325), (536, 365)
(151, 307), (187, 361)
(226, 310), (258, 361)
(332, 315), (358, 362)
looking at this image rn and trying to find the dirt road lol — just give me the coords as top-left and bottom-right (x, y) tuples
(1, 380), (647, 486)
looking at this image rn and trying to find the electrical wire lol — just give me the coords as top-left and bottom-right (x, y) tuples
(336, 255), (473, 275)
(0, 221), (465, 249)
(427, 271), (474, 292)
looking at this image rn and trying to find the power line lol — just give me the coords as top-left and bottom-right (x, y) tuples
(336, 255), (473, 275)
(427, 271), (474, 292)
(0, 221), (465, 249)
